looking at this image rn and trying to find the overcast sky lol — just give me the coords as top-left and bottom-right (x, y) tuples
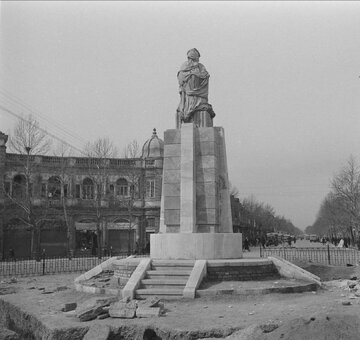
(1, 1), (360, 230)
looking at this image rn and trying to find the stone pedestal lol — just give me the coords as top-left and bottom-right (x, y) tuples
(152, 123), (242, 260)
(151, 233), (242, 260)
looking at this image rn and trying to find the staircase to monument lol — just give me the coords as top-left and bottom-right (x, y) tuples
(135, 260), (195, 299)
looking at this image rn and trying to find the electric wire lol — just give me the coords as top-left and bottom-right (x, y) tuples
(0, 88), (88, 147)
(0, 104), (86, 156)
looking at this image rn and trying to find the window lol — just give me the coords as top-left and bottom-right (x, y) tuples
(96, 184), (102, 199)
(12, 174), (26, 199)
(48, 176), (61, 199)
(83, 178), (94, 199)
(146, 179), (155, 198)
(63, 184), (68, 198)
(75, 184), (81, 198)
(41, 183), (47, 197)
(116, 178), (128, 196)
(4, 182), (10, 195)
(147, 218), (155, 229)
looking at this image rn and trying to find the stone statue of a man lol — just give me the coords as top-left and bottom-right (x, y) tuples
(176, 48), (215, 128)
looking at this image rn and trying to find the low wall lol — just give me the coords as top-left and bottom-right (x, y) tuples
(112, 258), (142, 286)
(205, 259), (279, 281)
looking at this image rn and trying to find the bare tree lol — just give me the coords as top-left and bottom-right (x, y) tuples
(119, 140), (142, 255)
(84, 137), (118, 258)
(53, 142), (75, 256)
(123, 139), (140, 159)
(9, 115), (51, 155)
(5, 115), (52, 258)
(331, 156), (360, 243)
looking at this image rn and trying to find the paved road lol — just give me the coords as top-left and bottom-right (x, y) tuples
(243, 239), (335, 259)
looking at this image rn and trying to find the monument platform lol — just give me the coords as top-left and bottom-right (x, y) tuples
(74, 256), (321, 300)
(150, 233), (242, 260)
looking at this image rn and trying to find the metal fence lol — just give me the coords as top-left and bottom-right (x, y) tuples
(0, 254), (120, 278)
(261, 246), (360, 266)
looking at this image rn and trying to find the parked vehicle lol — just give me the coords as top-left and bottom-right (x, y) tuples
(310, 234), (319, 242)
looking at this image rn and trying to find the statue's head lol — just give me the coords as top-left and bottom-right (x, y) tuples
(187, 48), (200, 62)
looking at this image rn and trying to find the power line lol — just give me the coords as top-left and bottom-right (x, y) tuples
(0, 104), (86, 156)
(0, 88), (87, 144)
(0, 88), (88, 147)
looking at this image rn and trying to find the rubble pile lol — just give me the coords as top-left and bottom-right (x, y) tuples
(81, 270), (119, 289)
(326, 275), (360, 306)
(63, 296), (164, 322)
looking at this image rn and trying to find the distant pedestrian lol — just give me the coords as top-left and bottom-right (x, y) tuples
(244, 237), (250, 252)
(9, 247), (15, 261)
(260, 235), (266, 248)
(145, 241), (150, 254)
(287, 236), (292, 247)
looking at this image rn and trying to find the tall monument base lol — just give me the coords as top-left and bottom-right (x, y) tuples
(151, 233), (242, 260)
(151, 123), (243, 260)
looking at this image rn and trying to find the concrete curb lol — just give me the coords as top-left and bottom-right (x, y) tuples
(268, 256), (322, 287)
(197, 282), (318, 297)
(74, 256), (137, 295)
(74, 256), (118, 284)
(122, 258), (152, 300)
(183, 260), (207, 299)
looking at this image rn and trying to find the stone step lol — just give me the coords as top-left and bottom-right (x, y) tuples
(151, 266), (193, 272)
(141, 283), (187, 289)
(135, 294), (183, 301)
(146, 274), (190, 280)
(141, 279), (188, 285)
(151, 260), (195, 267)
(136, 288), (184, 296)
(147, 269), (192, 276)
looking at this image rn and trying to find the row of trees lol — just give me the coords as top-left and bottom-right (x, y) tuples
(2, 115), (141, 259)
(307, 156), (360, 245)
(231, 186), (302, 239)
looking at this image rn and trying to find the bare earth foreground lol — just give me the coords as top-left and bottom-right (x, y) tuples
(1, 263), (360, 340)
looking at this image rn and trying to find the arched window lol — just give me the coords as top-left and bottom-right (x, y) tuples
(146, 178), (156, 198)
(48, 176), (61, 199)
(116, 178), (128, 197)
(12, 174), (27, 199)
(82, 178), (94, 199)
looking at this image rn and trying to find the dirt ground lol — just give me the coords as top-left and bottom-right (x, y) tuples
(1, 263), (360, 339)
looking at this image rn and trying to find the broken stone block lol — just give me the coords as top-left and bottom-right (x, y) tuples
(82, 325), (110, 340)
(0, 327), (20, 340)
(76, 297), (115, 322)
(136, 307), (161, 318)
(62, 302), (77, 312)
(63, 310), (76, 318)
(78, 305), (105, 322)
(41, 289), (55, 294)
(97, 313), (110, 320)
(109, 300), (137, 319)
(149, 297), (161, 307)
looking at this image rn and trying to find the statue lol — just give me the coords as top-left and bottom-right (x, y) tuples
(176, 48), (215, 127)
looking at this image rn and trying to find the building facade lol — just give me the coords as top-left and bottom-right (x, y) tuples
(0, 129), (164, 259)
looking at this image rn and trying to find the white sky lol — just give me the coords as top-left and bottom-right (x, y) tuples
(1, 1), (360, 230)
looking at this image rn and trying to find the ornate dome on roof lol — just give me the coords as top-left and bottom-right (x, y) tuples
(141, 128), (164, 158)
